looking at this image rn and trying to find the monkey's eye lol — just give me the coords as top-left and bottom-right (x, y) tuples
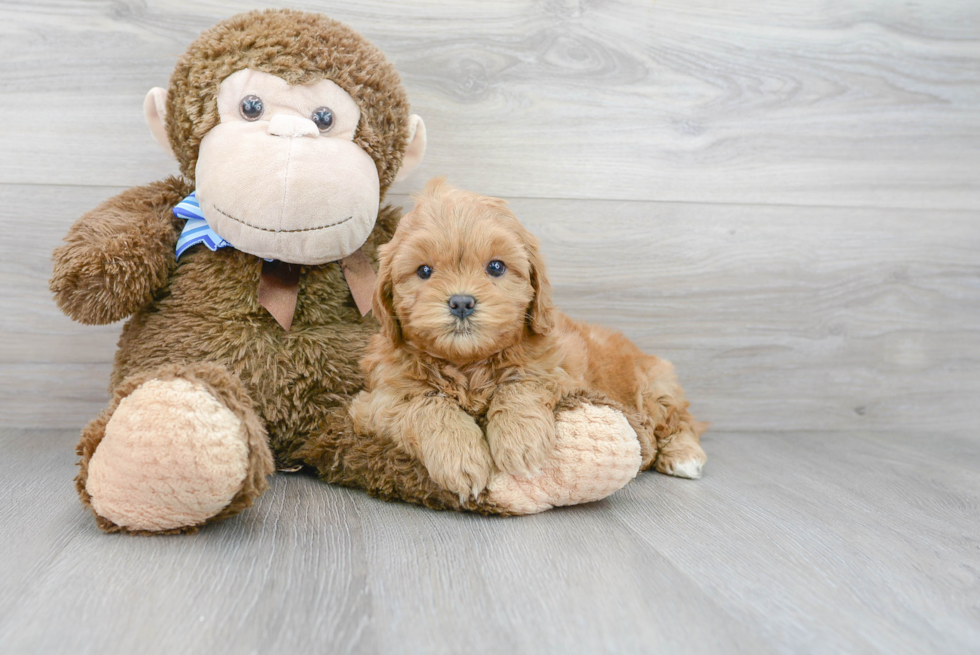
(416, 265), (433, 280)
(240, 95), (264, 121)
(486, 260), (507, 277)
(311, 107), (334, 132)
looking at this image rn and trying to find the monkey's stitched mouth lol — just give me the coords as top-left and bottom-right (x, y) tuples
(212, 203), (354, 233)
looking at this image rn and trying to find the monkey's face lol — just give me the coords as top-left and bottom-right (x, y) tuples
(194, 69), (380, 265)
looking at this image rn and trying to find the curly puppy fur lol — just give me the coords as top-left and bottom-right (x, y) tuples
(351, 179), (707, 500)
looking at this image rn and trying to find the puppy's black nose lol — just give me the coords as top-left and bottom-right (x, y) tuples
(448, 294), (477, 318)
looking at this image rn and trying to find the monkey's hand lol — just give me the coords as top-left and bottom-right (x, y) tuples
(486, 381), (561, 478)
(50, 178), (189, 324)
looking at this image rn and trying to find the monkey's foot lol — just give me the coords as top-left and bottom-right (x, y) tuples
(486, 403), (641, 514)
(86, 378), (252, 531)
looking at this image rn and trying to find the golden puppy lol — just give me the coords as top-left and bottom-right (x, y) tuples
(350, 178), (706, 501)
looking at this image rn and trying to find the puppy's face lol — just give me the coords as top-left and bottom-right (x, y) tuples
(375, 179), (553, 363)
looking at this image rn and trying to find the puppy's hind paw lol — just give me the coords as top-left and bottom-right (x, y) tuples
(660, 457), (703, 479)
(655, 443), (707, 479)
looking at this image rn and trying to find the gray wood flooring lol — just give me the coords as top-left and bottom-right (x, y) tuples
(1, 1), (978, 653)
(1, 428), (978, 654)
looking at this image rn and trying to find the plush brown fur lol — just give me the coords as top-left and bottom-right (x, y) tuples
(50, 177), (187, 325)
(53, 174), (470, 531)
(352, 179), (706, 498)
(166, 9), (411, 189)
(49, 10), (468, 533)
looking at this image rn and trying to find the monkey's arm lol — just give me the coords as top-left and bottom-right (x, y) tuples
(50, 177), (192, 324)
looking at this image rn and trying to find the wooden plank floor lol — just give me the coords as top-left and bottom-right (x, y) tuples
(1, 428), (978, 654)
(1, 1), (978, 653)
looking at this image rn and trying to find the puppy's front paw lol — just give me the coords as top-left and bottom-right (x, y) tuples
(486, 409), (557, 478)
(420, 419), (493, 502)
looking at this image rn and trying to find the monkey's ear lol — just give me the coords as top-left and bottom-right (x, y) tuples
(143, 87), (175, 159)
(373, 243), (403, 343)
(394, 115), (426, 182)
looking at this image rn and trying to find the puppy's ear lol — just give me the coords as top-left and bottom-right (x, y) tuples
(524, 231), (556, 336)
(373, 242), (402, 343)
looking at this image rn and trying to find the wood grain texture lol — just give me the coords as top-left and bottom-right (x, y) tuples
(0, 1), (978, 207)
(6, 185), (978, 432)
(1, 427), (977, 654)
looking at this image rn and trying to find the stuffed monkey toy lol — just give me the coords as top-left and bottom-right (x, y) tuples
(50, 9), (642, 534)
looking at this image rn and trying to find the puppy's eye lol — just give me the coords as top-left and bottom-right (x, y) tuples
(486, 260), (507, 277)
(417, 265), (433, 280)
(240, 95), (264, 121)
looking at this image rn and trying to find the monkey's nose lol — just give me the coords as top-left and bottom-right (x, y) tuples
(448, 295), (477, 318)
(267, 114), (319, 138)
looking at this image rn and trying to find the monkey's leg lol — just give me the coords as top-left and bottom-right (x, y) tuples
(484, 395), (641, 514)
(290, 395), (640, 516)
(286, 405), (471, 512)
(76, 363), (274, 534)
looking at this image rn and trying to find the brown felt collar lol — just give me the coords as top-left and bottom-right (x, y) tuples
(257, 248), (376, 331)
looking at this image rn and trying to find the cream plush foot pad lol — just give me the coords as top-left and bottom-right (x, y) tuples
(487, 404), (641, 514)
(86, 378), (250, 531)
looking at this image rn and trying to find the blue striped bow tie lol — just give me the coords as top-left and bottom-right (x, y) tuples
(174, 192), (232, 259)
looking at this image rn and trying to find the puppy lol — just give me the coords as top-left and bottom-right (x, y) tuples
(350, 178), (706, 501)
